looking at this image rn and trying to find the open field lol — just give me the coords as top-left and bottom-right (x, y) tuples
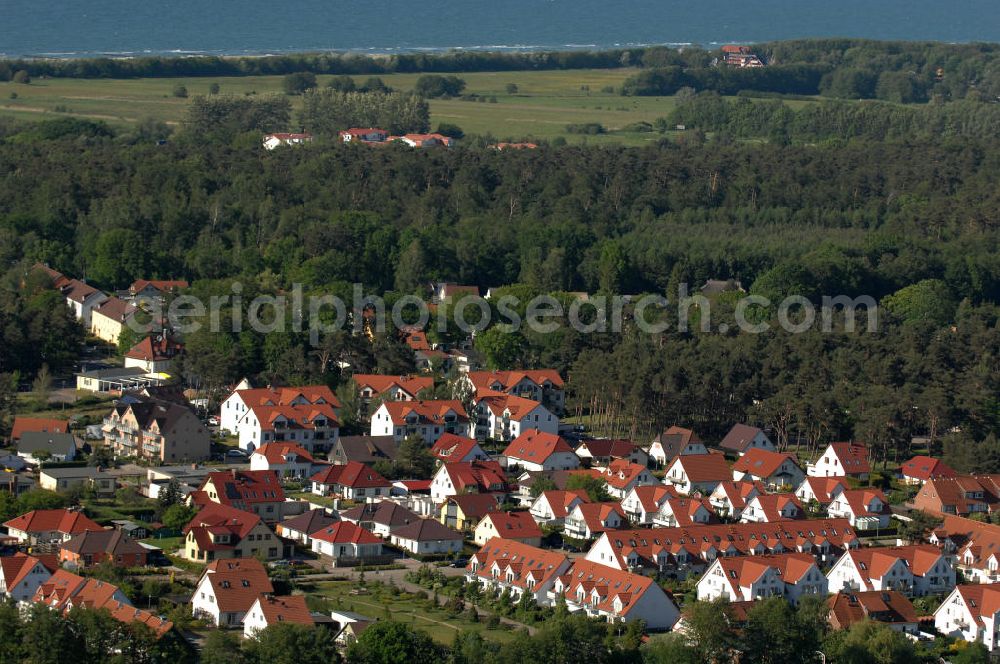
(307, 579), (521, 644)
(0, 68), (819, 145)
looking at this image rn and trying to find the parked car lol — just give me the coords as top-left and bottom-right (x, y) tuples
(225, 448), (248, 459)
(207, 416), (220, 426)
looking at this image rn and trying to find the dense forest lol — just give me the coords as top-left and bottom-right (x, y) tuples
(6, 39), (1000, 102)
(3, 64), (1000, 467)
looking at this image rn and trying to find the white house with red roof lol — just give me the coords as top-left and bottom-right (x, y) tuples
(123, 335), (183, 373)
(826, 488), (892, 529)
(652, 497), (716, 528)
(311, 522), (383, 560)
(739, 493), (804, 523)
(621, 485), (677, 525)
(339, 128), (388, 143)
(463, 370), (565, 415)
(935, 583), (1000, 651)
(430, 433), (490, 465)
(194, 469), (289, 522)
(502, 431), (580, 472)
(3, 509), (103, 546)
(371, 400), (471, 444)
(244, 594), (314, 637)
(250, 442), (323, 479)
(309, 461), (391, 500)
(551, 559), (680, 629)
(575, 439), (649, 467)
(664, 453), (732, 495)
(708, 480), (765, 520)
(718, 424), (775, 456)
(262, 132), (313, 150)
(697, 552), (827, 605)
(732, 449), (804, 489)
(808, 442), (870, 480)
(529, 490), (590, 525)
(220, 384), (340, 453)
(564, 502), (626, 540)
(474, 511), (543, 547)
(430, 460), (508, 502)
(826, 544), (955, 597)
(472, 390), (558, 442)
(796, 476), (848, 507)
(192, 558), (274, 627)
(900, 455), (958, 485)
(0, 553), (55, 602)
(467, 538), (571, 603)
(60, 278), (108, 327)
(182, 503), (284, 562)
(393, 133), (454, 148)
(599, 459), (658, 499)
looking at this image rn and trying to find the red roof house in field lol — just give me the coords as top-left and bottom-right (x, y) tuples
(900, 456), (958, 484)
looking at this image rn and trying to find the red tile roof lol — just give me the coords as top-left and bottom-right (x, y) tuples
(125, 335), (183, 362)
(711, 480), (765, 512)
(310, 461), (390, 490)
(799, 477), (847, 504)
(466, 370), (564, 392)
(252, 594), (314, 626)
(469, 538), (569, 592)
(233, 385), (340, 410)
(183, 503), (264, 541)
(353, 374), (433, 399)
(556, 559), (669, 619)
(535, 490), (590, 519)
(745, 493), (804, 521)
(475, 390), (544, 420)
(732, 449), (799, 480)
(841, 544), (945, 588)
(503, 431), (575, 463)
(836, 488), (891, 518)
(952, 584), (1000, 627)
(601, 460), (652, 491)
(10, 417), (69, 441)
(670, 453), (732, 484)
(430, 433), (483, 462)
(4, 509), (103, 536)
(571, 502), (626, 534)
(392, 518), (463, 542)
(199, 558), (273, 613)
(0, 554), (52, 592)
(381, 400), (469, 425)
(576, 439), (642, 460)
(719, 424), (768, 453)
(828, 590), (918, 629)
(480, 511), (543, 539)
(829, 443), (871, 475)
(628, 485), (678, 513)
(715, 552), (817, 594)
(253, 442), (316, 465)
(201, 470), (285, 507)
(439, 461), (508, 494)
(900, 456), (957, 481)
(129, 280), (189, 294)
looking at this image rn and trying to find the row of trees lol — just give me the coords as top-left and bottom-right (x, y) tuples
(297, 89), (430, 136)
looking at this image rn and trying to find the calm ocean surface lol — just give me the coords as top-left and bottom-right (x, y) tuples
(4, 0), (1000, 58)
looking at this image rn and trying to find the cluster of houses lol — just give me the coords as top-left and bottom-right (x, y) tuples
(263, 128), (455, 151)
(720, 44), (766, 68)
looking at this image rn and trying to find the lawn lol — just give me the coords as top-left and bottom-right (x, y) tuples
(140, 535), (185, 554)
(307, 579), (521, 645)
(0, 68), (819, 145)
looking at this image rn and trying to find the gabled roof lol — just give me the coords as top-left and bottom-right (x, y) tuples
(252, 442), (316, 465)
(438, 461), (508, 494)
(714, 552), (817, 593)
(827, 443), (871, 474)
(392, 518), (463, 542)
(310, 461), (390, 489)
(840, 545), (945, 588)
(311, 522), (382, 545)
(61, 529), (146, 557)
(353, 374), (433, 398)
(380, 400), (469, 425)
(0, 554), (54, 591)
(475, 390), (544, 421)
(129, 279), (188, 294)
(201, 470), (285, 506)
(733, 449), (800, 480)
(503, 431), (575, 463)
(652, 426), (701, 447)
(834, 488), (891, 518)
(10, 417), (69, 441)
(183, 503), (264, 541)
(798, 477), (847, 504)
(570, 502), (626, 534)
(93, 296), (136, 322)
(480, 511), (543, 539)
(601, 460), (651, 491)
(60, 279), (103, 304)
(900, 456), (957, 481)
(829, 590), (918, 629)
(4, 509), (103, 536)
(199, 558), (274, 613)
(446, 493), (504, 520)
(576, 439), (642, 460)
(557, 559), (669, 618)
(466, 370), (564, 392)
(719, 424), (768, 452)
(277, 509), (338, 536)
(746, 493), (804, 521)
(430, 433), (484, 462)
(627, 485), (677, 513)
(670, 453), (732, 483)
(469, 538), (568, 591)
(340, 501), (420, 528)
(711, 480), (765, 511)
(662, 497), (716, 526)
(334, 435), (399, 463)
(125, 335), (183, 362)
(231, 384), (340, 410)
(950, 584), (1000, 627)
(252, 594), (314, 626)
(534, 490), (590, 519)
(17, 432), (76, 457)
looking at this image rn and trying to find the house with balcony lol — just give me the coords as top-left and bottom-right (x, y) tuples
(309, 461), (391, 501)
(807, 442), (870, 481)
(529, 489), (590, 526)
(935, 583), (1000, 652)
(182, 503), (285, 562)
(219, 384), (340, 453)
(250, 442), (323, 480)
(739, 493), (805, 523)
(827, 488), (892, 530)
(826, 544), (955, 597)
(370, 400), (471, 444)
(697, 552), (827, 604)
(621, 485), (677, 525)
(3, 509), (103, 548)
(193, 469), (289, 523)
(103, 396), (210, 462)
(718, 424), (776, 457)
(462, 370), (565, 415)
(648, 426), (707, 468)
(652, 497), (717, 528)
(663, 453), (732, 495)
(796, 476), (848, 508)
(430, 433), (490, 465)
(430, 460), (508, 502)
(472, 390), (558, 442)
(191, 559), (274, 627)
(912, 475), (1000, 517)
(550, 560), (680, 630)
(502, 431), (579, 472)
(731, 449), (805, 490)
(352, 373), (433, 407)
(564, 502), (627, 541)
(0, 553), (55, 602)
(599, 459), (658, 499)
(708, 480), (766, 520)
